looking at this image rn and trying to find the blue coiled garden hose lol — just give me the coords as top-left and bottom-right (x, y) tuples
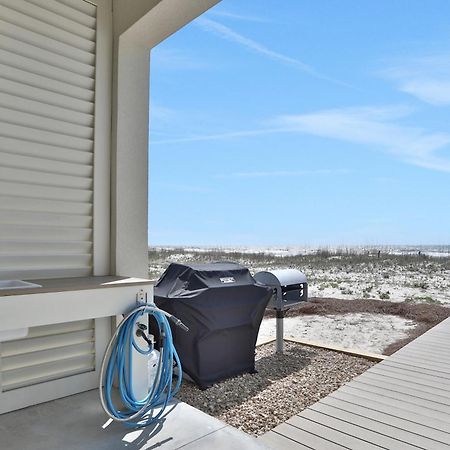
(99, 304), (187, 427)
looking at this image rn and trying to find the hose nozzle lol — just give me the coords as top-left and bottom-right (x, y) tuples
(170, 316), (189, 332)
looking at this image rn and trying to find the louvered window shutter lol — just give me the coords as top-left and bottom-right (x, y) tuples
(0, 0), (97, 279)
(1, 319), (95, 391)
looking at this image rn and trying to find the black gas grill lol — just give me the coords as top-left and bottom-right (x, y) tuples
(154, 262), (272, 388)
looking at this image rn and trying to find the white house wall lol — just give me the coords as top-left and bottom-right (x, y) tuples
(0, 0), (221, 281)
(111, 0), (221, 278)
(112, 0), (161, 37)
(0, 0), (221, 413)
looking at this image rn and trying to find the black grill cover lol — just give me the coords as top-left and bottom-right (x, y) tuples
(154, 262), (272, 389)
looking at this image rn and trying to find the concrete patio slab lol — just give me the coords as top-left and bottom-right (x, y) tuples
(0, 389), (266, 450)
(179, 425), (270, 449)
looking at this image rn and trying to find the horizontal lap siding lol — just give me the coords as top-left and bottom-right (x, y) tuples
(0, 0), (96, 279)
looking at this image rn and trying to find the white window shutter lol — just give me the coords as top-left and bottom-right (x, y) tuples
(0, 319), (95, 391)
(0, 0), (97, 279)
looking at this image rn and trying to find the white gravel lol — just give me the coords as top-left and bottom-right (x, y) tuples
(257, 313), (417, 354)
(177, 341), (374, 436)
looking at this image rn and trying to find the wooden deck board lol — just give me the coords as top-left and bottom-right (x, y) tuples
(381, 357), (450, 376)
(261, 317), (450, 449)
(258, 431), (312, 450)
(290, 409), (418, 449)
(271, 423), (346, 450)
(397, 348), (450, 361)
(284, 418), (380, 450)
(409, 343), (449, 354)
(347, 381), (450, 413)
(370, 363), (450, 386)
(320, 395), (450, 443)
(412, 336), (450, 346)
(355, 372), (450, 401)
(407, 338), (449, 349)
(330, 389), (450, 433)
(397, 342), (450, 355)
(340, 384), (450, 421)
(414, 339), (449, 347)
(396, 348), (450, 363)
(380, 360), (450, 379)
(308, 401), (449, 448)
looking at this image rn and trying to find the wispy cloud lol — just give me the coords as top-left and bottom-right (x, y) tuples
(151, 48), (209, 70)
(208, 10), (269, 23)
(215, 169), (350, 179)
(151, 128), (288, 145)
(195, 18), (351, 88)
(196, 18), (312, 71)
(150, 105), (177, 122)
(152, 105), (450, 173)
(401, 80), (450, 106)
(381, 55), (450, 105)
(274, 106), (450, 172)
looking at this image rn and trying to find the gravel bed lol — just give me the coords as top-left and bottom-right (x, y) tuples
(176, 341), (375, 436)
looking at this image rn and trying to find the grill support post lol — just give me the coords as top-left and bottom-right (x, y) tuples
(254, 269), (308, 356)
(276, 309), (285, 354)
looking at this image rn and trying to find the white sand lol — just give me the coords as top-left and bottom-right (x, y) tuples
(257, 313), (417, 354)
(304, 265), (450, 304)
(247, 267), (450, 305)
(150, 248), (450, 305)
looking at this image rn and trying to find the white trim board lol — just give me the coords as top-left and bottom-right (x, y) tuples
(93, 0), (113, 276)
(0, 284), (153, 331)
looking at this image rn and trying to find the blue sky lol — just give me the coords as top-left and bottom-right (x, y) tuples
(149, 0), (450, 247)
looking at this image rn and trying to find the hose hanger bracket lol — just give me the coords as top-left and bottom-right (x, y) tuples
(136, 289), (154, 307)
